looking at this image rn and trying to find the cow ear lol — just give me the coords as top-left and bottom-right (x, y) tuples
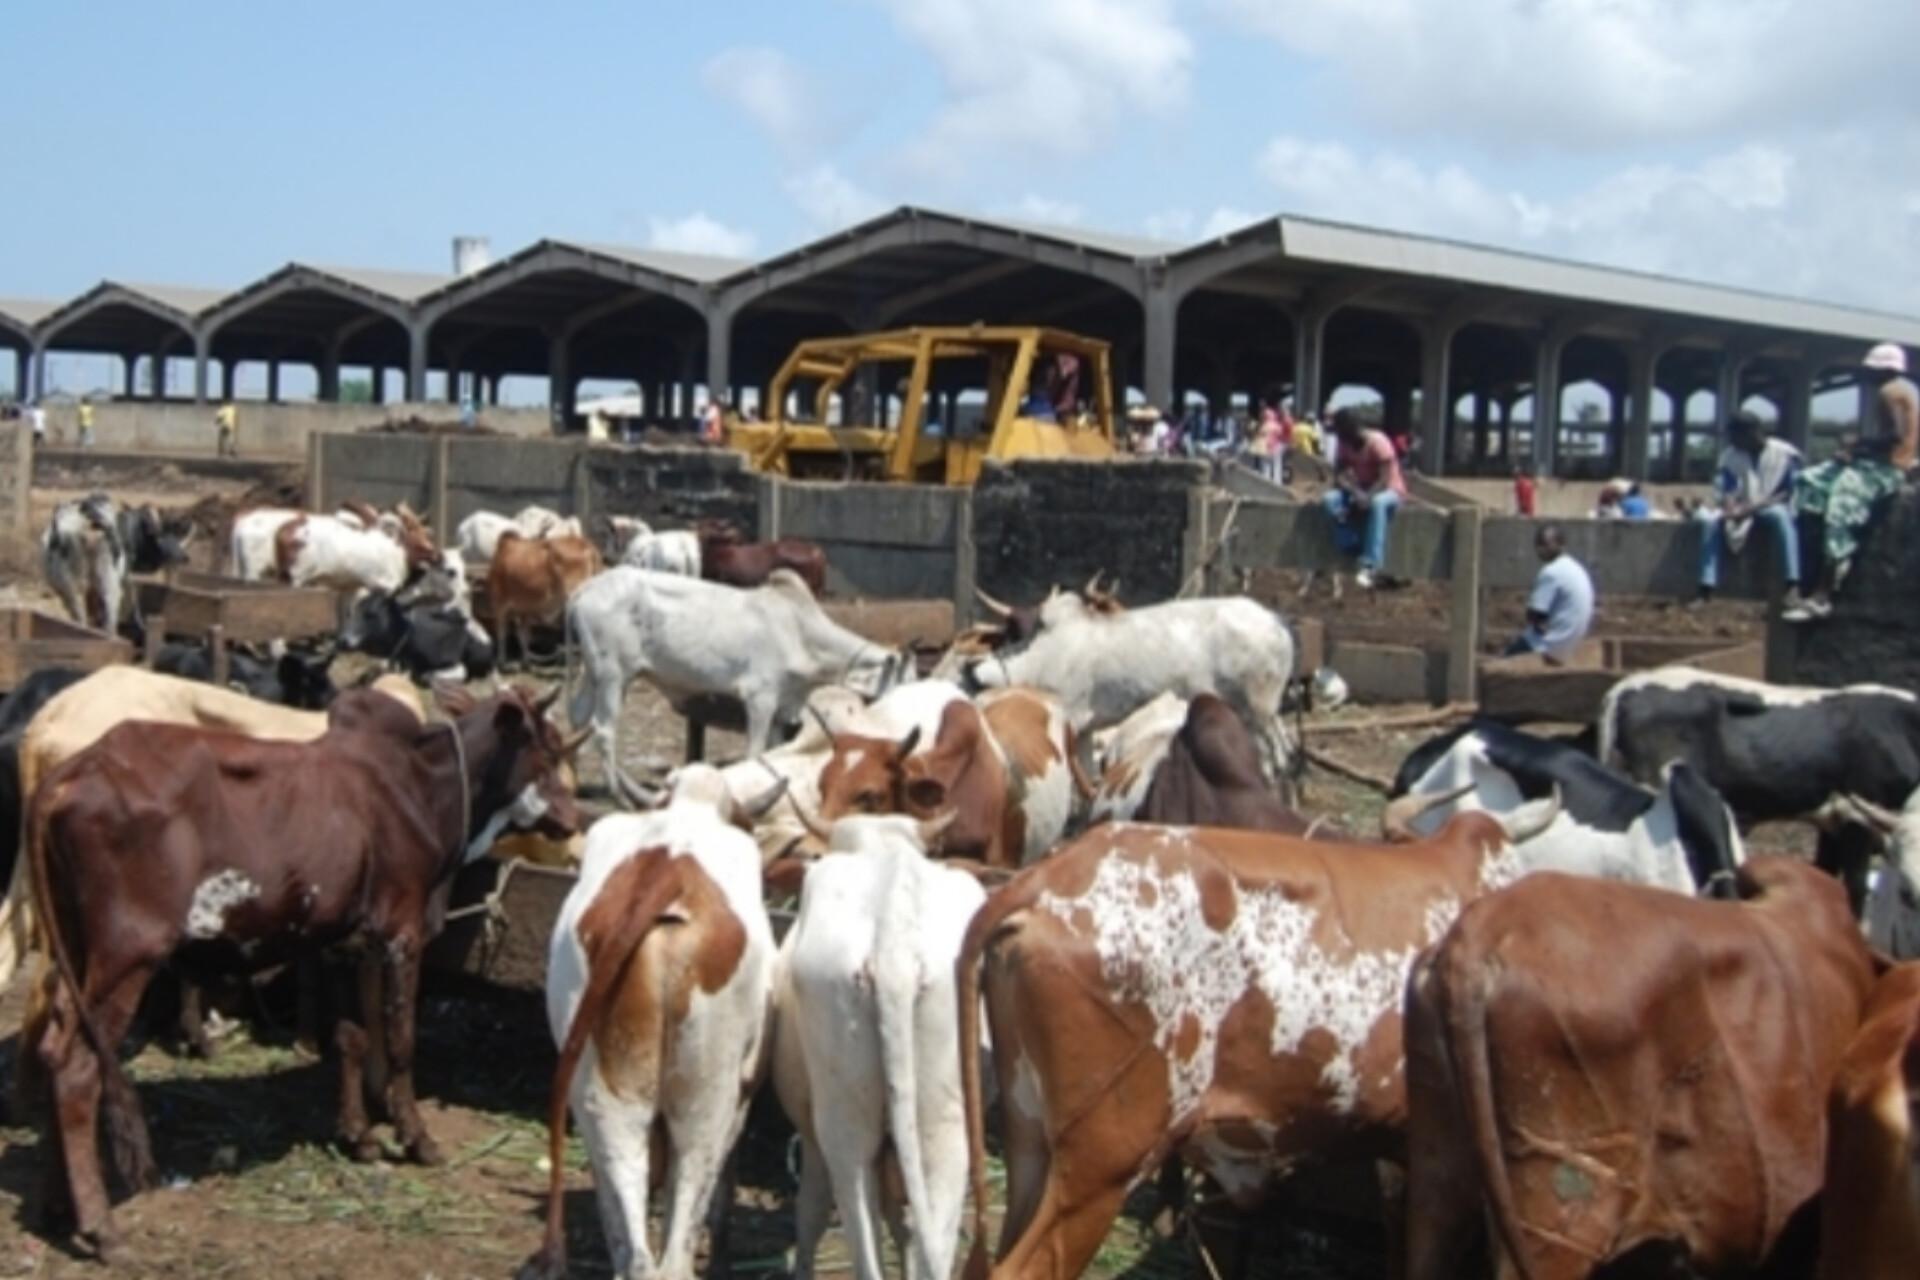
(905, 776), (946, 814)
(893, 725), (922, 761)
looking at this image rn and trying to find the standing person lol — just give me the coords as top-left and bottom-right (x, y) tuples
(76, 396), (94, 448)
(699, 395), (726, 445)
(1512, 464), (1537, 516)
(215, 398), (237, 457)
(1291, 409), (1321, 464)
(1317, 408), (1406, 591)
(1793, 342), (1918, 614)
(1506, 524), (1595, 664)
(29, 400), (48, 446)
(1692, 411), (1805, 613)
(1255, 397), (1287, 482)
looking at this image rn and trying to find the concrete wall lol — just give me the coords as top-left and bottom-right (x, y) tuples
(38, 401), (550, 460)
(775, 481), (965, 600)
(1785, 488), (1920, 694)
(0, 421), (28, 567)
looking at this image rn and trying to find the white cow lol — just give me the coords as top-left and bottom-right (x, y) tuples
(277, 514), (421, 594)
(621, 529), (702, 578)
(521, 766), (781, 1280)
(970, 593), (1296, 782)
(566, 567), (911, 804)
(230, 504), (379, 580)
(454, 506), (586, 564)
(773, 814), (988, 1280)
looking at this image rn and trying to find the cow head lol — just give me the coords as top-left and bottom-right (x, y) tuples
(393, 504), (441, 571)
(450, 684), (591, 853)
(1662, 762), (1745, 899)
(816, 721), (932, 823)
(339, 591), (407, 655)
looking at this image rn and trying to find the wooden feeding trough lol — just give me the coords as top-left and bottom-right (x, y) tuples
(1477, 635), (1765, 726)
(134, 570), (341, 683)
(0, 609), (134, 690)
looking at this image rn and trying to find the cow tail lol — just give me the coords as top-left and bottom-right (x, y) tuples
(516, 855), (686, 1280)
(563, 598), (591, 732)
(1447, 948), (1530, 1275)
(875, 856), (939, 1280)
(1064, 722), (1097, 803)
(956, 877), (1032, 1280)
(24, 777), (157, 1193)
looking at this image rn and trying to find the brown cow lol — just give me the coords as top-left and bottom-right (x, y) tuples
(487, 531), (602, 668)
(1403, 856), (1878, 1280)
(954, 791), (1561, 1280)
(23, 685), (584, 1259)
(1133, 693), (1333, 836)
(1822, 960), (1920, 1280)
(697, 520), (828, 595)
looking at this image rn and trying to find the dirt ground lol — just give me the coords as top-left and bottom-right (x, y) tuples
(0, 470), (1799, 1279)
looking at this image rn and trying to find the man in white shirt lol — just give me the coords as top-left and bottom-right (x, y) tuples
(1506, 524), (1594, 664)
(1693, 410), (1808, 617)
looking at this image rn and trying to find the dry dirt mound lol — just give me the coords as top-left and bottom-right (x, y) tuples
(359, 416), (502, 437)
(176, 465), (308, 557)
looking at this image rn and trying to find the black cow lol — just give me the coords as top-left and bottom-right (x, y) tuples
(150, 643), (338, 709)
(0, 668), (91, 895)
(339, 591), (496, 683)
(42, 495), (191, 634)
(1394, 719), (1745, 898)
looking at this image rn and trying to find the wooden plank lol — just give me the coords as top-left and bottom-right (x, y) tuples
(0, 608), (132, 690)
(424, 860), (578, 995)
(1447, 506), (1484, 704)
(1477, 652), (1619, 725)
(1689, 640), (1766, 680)
(134, 573), (339, 645)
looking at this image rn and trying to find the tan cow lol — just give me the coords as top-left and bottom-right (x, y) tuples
(1822, 959), (1920, 1280)
(0, 667), (423, 990)
(487, 531), (602, 669)
(954, 792), (1564, 1280)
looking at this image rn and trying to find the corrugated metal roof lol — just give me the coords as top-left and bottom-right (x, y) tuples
(0, 298), (61, 331)
(299, 264), (450, 302)
(110, 281), (231, 317)
(953, 211), (1175, 260)
(567, 241), (748, 283)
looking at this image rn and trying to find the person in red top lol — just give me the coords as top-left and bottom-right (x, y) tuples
(1318, 408), (1405, 590)
(1512, 463), (1537, 516)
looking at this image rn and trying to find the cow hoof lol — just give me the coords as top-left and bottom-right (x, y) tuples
(407, 1135), (445, 1167)
(344, 1135), (383, 1164)
(80, 1225), (125, 1266)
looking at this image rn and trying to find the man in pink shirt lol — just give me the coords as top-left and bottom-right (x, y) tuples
(1319, 408), (1406, 590)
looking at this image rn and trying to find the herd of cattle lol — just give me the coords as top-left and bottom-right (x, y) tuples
(9, 490), (1920, 1277)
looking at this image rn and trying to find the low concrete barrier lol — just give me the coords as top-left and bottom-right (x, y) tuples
(37, 401), (549, 460)
(0, 421), (29, 568)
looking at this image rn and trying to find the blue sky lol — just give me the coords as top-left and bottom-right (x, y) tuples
(5, 0), (1917, 398)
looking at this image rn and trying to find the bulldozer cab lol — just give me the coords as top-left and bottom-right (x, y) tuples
(725, 325), (1116, 485)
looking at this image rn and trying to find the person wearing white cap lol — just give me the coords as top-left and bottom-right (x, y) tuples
(1790, 341), (1917, 617)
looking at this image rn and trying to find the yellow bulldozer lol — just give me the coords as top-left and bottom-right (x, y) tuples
(724, 325), (1117, 485)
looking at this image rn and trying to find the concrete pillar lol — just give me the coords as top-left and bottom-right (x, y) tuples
(16, 348), (31, 401)
(1663, 382), (1691, 481)
(154, 348), (172, 399)
(368, 366), (386, 405)
(1472, 377), (1492, 466)
(705, 307), (734, 404)
(486, 373), (500, 406)
(218, 359), (233, 400)
(405, 323), (429, 403)
(319, 343), (341, 402)
(1714, 351), (1750, 439)
(191, 333), (210, 403)
(547, 333), (573, 431)
(1291, 307), (1330, 418)
(266, 361), (280, 404)
(30, 344), (48, 403)
(1783, 361), (1815, 451)
(1141, 284), (1178, 411)
(1531, 333), (1567, 474)
(1417, 321), (1457, 476)
(1385, 380), (1413, 441)
(1623, 343), (1662, 481)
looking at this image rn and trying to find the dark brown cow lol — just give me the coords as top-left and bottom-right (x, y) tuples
(955, 793), (1560, 1280)
(1403, 856), (1878, 1280)
(1135, 693), (1332, 836)
(697, 520), (828, 595)
(487, 531), (602, 667)
(1822, 960), (1920, 1280)
(22, 685), (585, 1259)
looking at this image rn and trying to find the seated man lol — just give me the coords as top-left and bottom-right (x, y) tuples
(1793, 342), (1918, 615)
(1693, 410), (1807, 616)
(1506, 524), (1594, 664)
(1317, 408), (1406, 591)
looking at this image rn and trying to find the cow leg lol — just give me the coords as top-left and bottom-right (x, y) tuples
(357, 949), (391, 1112)
(45, 962), (157, 1260)
(790, 1133), (832, 1280)
(177, 979), (216, 1059)
(1402, 957), (1485, 1280)
(744, 700), (778, 757)
(659, 1093), (749, 1280)
(704, 1146), (740, 1280)
(334, 1015), (382, 1163)
(991, 1167), (1133, 1280)
(377, 938), (439, 1165)
(577, 1074), (652, 1280)
(294, 955), (323, 1059)
(916, 1088), (973, 1280)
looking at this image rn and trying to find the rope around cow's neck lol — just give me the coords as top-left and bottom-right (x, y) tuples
(443, 718), (472, 859)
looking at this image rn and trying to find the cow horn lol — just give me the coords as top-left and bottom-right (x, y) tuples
(916, 808), (959, 852)
(532, 685), (562, 716)
(787, 791), (831, 842)
(1084, 570), (1103, 595)
(1380, 782), (1477, 842)
(894, 725), (922, 761)
(973, 587), (1014, 618)
(559, 725), (593, 759)
(740, 774), (790, 821)
(806, 703), (836, 742)
(1497, 786), (1564, 846)
(1837, 794), (1903, 835)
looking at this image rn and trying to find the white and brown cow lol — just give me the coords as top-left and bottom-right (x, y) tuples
(518, 766), (783, 1280)
(771, 813), (988, 1280)
(954, 793), (1565, 1280)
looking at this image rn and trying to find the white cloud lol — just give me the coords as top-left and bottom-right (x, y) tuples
(999, 194), (1084, 226)
(1217, 0), (1920, 148)
(701, 47), (840, 156)
(870, 0), (1192, 173)
(644, 213), (757, 259)
(784, 164), (888, 229)
(1253, 133), (1920, 315)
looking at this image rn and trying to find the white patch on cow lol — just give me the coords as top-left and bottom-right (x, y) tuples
(1009, 1050), (1047, 1122)
(186, 870), (262, 939)
(1475, 838), (1525, 894)
(466, 782), (549, 863)
(1423, 894), (1462, 943)
(1036, 853), (1458, 1119)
